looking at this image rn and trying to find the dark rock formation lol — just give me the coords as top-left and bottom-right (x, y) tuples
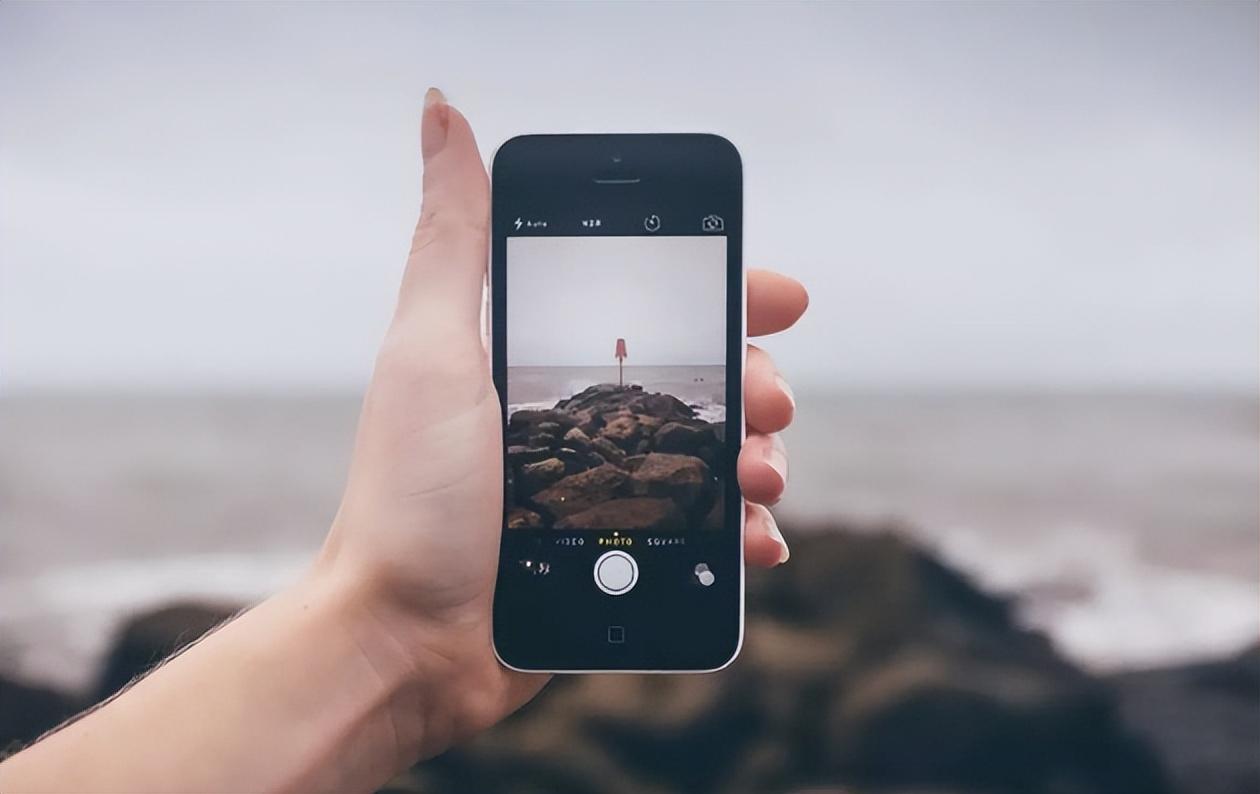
(95, 602), (239, 702)
(405, 528), (1178, 794)
(562, 427), (593, 453)
(505, 507), (544, 529)
(2, 603), (240, 756)
(0, 676), (82, 757)
(531, 464), (629, 519)
(1108, 644), (1259, 794)
(7, 527), (1237, 794)
(555, 446), (600, 475)
(527, 432), (557, 448)
(508, 409), (578, 433)
(627, 452), (715, 516)
(590, 436), (626, 466)
(517, 458), (564, 495)
(654, 421), (716, 455)
(599, 414), (645, 451)
(506, 385), (723, 530)
(506, 445), (553, 466)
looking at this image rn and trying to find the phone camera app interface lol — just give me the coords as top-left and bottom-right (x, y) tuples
(505, 236), (728, 538)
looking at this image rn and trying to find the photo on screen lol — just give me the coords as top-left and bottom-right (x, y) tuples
(505, 235), (727, 532)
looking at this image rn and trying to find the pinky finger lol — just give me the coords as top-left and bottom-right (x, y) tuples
(744, 502), (790, 567)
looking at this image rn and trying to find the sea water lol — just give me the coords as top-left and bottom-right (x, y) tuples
(507, 365), (726, 423)
(0, 390), (1255, 690)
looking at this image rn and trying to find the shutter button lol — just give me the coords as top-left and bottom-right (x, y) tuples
(593, 550), (638, 596)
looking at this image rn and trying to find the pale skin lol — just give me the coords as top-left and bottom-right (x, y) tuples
(0, 89), (809, 794)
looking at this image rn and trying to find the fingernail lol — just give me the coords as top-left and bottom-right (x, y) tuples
(774, 373), (796, 412)
(422, 87), (449, 160)
(766, 513), (790, 564)
(764, 440), (788, 488)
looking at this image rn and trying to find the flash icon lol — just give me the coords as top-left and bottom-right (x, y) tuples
(513, 217), (523, 231)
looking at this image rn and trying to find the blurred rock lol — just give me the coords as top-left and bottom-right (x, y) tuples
(506, 385), (725, 530)
(415, 527), (1177, 794)
(1, 603), (241, 755)
(3, 526), (1224, 794)
(1108, 644), (1259, 794)
(95, 602), (240, 702)
(0, 675), (82, 756)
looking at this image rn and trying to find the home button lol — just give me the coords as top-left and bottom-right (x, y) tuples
(594, 550), (638, 596)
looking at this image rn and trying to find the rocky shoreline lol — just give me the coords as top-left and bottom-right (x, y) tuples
(3, 525), (1255, 792)
(506, 384), (725, 532)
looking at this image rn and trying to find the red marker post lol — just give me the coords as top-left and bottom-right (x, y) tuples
(615, 337), (627, 386)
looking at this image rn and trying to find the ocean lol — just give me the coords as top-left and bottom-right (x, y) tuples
(1, 390), (1256, 690)
(778, 391), (1259, 672)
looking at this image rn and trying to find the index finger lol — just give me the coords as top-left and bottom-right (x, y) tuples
(748, 269), (809, 336)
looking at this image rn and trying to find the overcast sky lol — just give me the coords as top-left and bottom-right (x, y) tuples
(508, 236), (726, 367)
(1, 2), (1255, 391)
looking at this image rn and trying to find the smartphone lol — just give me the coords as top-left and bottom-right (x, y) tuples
(490, 134), (744, 673)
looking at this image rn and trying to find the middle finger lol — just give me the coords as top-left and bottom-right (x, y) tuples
(738, 431), (787, 505)
(744, 344), (795, 434)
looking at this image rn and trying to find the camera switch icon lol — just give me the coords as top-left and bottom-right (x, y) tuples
(694, 563), (716, 587)
(701, 214), (724, 232)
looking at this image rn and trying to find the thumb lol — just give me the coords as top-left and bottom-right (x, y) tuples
(394, 88), (489, 336)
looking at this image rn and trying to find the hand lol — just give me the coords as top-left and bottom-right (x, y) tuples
(315, 89), (809, 764)
(0, 89), (809, 794)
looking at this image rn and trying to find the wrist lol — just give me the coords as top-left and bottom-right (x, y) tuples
(303, 558), (503, 765)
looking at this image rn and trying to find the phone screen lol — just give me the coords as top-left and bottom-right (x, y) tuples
(491, 135), (742, 672)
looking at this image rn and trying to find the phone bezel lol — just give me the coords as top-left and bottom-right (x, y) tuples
(489, 133), (745, 674)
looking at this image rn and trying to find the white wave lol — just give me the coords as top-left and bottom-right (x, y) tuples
(507, 401), (557, 415)
(510, 400), (726, 424)
(0, 551), (310, 691)
(506, 400), (561, 413)
(690, 401), (726, 424)
(932, 522), (1260, 671)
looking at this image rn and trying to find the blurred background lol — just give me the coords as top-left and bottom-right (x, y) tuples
(1, 3), (1256, 793)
